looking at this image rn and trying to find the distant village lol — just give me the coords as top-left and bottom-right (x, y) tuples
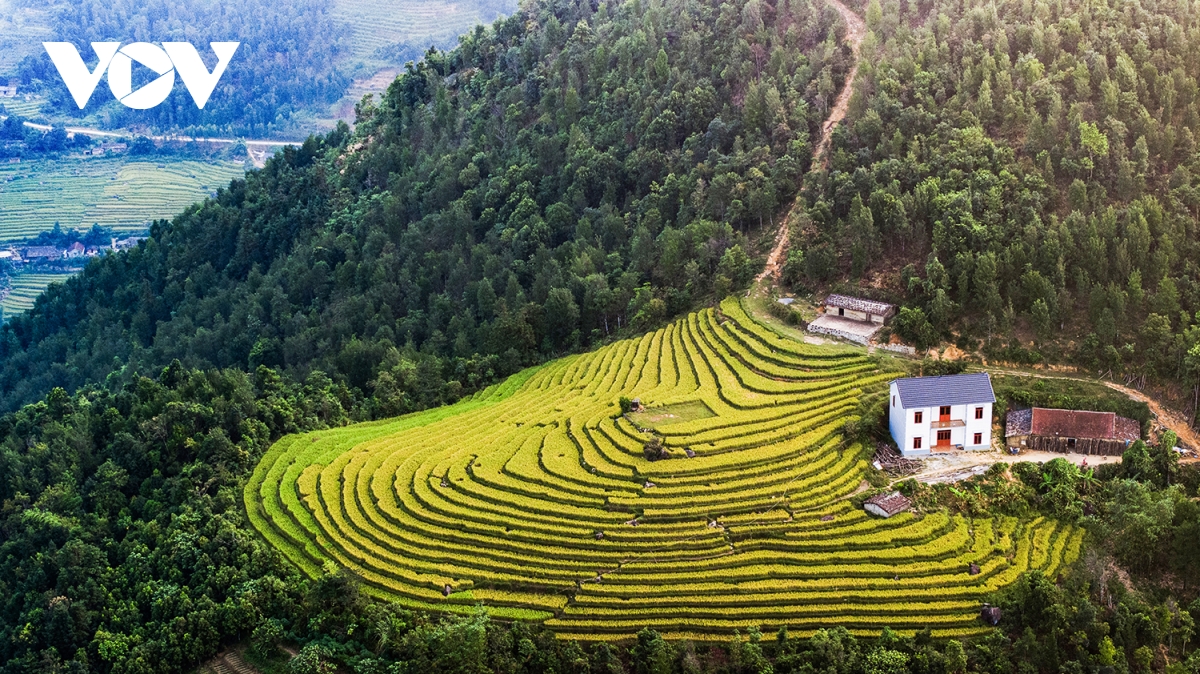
(0, 235), (145, 268)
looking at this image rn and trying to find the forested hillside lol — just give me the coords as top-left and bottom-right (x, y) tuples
(0, 0), (850, 413)
(787, 0), (1200, 411)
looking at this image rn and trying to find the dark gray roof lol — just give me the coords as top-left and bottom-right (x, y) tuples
(892, 373), (995, 408)
(825, 294), (894, 314)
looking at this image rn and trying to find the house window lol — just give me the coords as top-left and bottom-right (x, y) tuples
(974, 432), (983, 445)
(914, 411), (923, 424)
(975, 406), (984, 420)
(892, 395), (895, 407)
(939, 405), (951, 417)
(913, 437), (922, 449)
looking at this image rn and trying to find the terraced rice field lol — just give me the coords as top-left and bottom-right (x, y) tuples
(0, 158), (245, 243)
(333, 0), (507, 61)
(247, 298), (1082, 641)
(1, 272), (73, 316)
(1, 96), (47, 119)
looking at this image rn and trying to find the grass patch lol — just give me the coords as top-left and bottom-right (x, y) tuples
(629, 400), (716, 428)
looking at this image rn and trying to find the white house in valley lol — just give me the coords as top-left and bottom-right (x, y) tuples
(889, 373), (996, 457)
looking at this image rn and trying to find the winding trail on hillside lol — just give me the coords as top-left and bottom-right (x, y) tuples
(754, 0), (866, 289)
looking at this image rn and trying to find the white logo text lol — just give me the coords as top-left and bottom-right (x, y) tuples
(43, 41), (240, 110)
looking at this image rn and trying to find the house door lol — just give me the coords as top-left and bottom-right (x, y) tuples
(939, 405), (951, 422)
(936, 430), (952, 446)
(838, 308), (845, 316)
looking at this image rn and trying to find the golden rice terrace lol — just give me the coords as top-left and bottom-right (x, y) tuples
(245, 298), (1081, 641)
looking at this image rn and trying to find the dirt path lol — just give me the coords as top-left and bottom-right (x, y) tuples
(812, 0), (866, 168)
(1100, 380), (1200, 450)
(905, 449), (1123, 485)
(753, 0), (866, 288)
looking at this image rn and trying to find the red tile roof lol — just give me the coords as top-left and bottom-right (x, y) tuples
(1006, 407), (1142, 442)
(1032, 408), (1115, 438)
(1112, 416), (1142, 442)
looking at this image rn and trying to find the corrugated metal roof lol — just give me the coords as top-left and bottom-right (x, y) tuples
(824, 294), (894, 314)
(1006, 407), (1033, 437)
(892, 373), (995, 408)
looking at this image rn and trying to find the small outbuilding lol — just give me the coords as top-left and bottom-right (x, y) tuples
(863, 491), (912, 518)
(22, 246), (62, 261)
(1006, 407), (1141, 456)
(822, 294), (895, 324)
(807, 294), (896, 344)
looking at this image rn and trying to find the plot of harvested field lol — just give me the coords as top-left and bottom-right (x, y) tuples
(247, 297), (1081, 640)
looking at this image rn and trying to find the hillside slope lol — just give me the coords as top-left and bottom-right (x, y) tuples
(783, 0), (1200, 416)
(0, 0), (850, 413)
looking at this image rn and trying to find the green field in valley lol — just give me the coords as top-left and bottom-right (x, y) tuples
(0, 157), (245, 243)
(247, 297), (1082, 641)
(0, 271), (73, 316)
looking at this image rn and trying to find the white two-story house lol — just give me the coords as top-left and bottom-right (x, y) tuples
(889, 373), (996, 457)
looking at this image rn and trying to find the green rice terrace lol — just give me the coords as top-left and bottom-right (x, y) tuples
(0, 157), (245, 243)
(332, 0), (506, 63)
(246, 297), (1082, 641)
(0, 271), (72, 315)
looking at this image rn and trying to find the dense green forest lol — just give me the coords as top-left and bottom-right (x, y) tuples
(0, 0), (849, 413)
(15, 0), (352, 137)
(784, 0), (1200, 413)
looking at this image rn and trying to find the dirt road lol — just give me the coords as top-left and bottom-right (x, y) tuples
(908, 449), (1122, 485)
(1100, 380), (1200, 450)
(753, 0), (866, 288)
(811, 0), (866, 168)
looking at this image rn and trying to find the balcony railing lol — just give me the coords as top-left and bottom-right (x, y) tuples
(930, 419), (965, 429)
